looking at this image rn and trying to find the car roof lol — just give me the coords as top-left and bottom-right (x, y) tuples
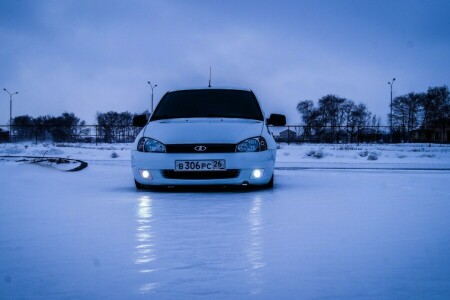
(166, 87), (253, 93)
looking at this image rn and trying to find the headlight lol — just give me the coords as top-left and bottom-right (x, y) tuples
(137, 137), (166, 153)
(236, 137), (268, 152)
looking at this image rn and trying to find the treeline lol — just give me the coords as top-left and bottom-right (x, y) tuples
(297, 95), (381, 143)
(10, 111), (148, 142)
(6, 85), (449, 144)
(296, 85), (449, 143)
(11, 112), (87, 142)
(390, 85), (449, 141)
(95, 111), (147, 143)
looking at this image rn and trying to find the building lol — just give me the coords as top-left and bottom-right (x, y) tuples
(279, 129), (298, 141)
(411, 118), (450, 143)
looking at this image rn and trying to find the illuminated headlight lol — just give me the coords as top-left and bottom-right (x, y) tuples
(137, 137), (166, 153)
(251, 169), (264, 179)
(236, 137), (268, 152)
(139, 169), (152, 180)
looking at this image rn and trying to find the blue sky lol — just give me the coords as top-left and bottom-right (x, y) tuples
(1, 0), (449, 124)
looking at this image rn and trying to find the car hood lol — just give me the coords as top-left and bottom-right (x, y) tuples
(143, 118), (264, 144)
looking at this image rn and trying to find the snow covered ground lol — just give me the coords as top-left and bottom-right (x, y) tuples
(1, 143), (450, 299)
(1, 142), (450, 169)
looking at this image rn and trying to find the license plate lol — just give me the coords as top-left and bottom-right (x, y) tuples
(175, 160), (226, 171)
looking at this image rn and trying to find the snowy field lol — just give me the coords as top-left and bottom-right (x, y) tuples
(1, 143), (450, 299)
(1, 142), (450, 169)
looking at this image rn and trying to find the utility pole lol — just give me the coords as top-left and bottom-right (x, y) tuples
(147, 81), (157, 113)
(388, 78), (396, 143)
(3, 88), (19, 142)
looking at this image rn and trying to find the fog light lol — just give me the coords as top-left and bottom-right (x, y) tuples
(139, 169), (152, 180)
(250, 169), (264, 179)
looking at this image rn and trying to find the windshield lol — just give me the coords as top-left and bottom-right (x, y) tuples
(150, 89), (264, 121)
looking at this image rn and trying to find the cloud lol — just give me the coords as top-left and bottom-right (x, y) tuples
(1, 0), (449, 125)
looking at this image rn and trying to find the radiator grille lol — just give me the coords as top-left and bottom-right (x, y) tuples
(165, 144), (235, 153)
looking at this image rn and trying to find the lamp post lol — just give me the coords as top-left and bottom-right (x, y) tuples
(388, 78), (395, 143)
(3, 88), (19, 141)
(147, 81), (157, 113)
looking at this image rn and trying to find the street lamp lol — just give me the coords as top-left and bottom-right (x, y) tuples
(147, 81), (157, 113)
(388, 78), (396, 143)
(3, 88), (19, 141)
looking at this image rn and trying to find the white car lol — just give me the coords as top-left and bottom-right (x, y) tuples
(131, 88), (286, 189)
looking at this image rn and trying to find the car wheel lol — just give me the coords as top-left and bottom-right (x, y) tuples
(263, 174), (274, 189)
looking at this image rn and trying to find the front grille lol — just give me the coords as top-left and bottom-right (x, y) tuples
(166, 144), (236, 153)
(161, 170), (240, 180)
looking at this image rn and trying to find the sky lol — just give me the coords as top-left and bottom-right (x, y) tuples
(0, 0), (449, 125)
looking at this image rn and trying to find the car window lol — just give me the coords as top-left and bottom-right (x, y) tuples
(151, 89), (264, 121)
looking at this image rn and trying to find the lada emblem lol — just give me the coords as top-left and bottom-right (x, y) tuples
(194, 145), (207, 152)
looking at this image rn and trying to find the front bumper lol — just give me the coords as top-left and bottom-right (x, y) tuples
(131, 150), (275, 186)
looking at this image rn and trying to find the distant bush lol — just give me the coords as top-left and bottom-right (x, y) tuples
(306, 149), (324, 159)
(367, 152), (378, 160)
(306, 149), (315, 156)
(358, 150), (368, 157)
(313, 149), (324, 158)
(111, 151), (119, 158)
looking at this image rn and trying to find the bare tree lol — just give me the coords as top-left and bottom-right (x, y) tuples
(12, 115), (35, 141)
(96, 111), (140, 143)
(421, 86), (450, 126)
(297, 95), (374, 143)
(12, 113), (86, 142)
(390, 93), (422, 141)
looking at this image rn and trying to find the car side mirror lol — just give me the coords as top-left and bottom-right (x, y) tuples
(267, 114), (286, 126)
(133, 114), (148, 127)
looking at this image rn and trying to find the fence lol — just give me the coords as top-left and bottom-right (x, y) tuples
(0, 125), (140, 144)
(0, 124), (445, 144)
(270, 125), (390, 144)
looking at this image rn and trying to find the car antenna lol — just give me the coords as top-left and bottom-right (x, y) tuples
(208, 66), (212, 88)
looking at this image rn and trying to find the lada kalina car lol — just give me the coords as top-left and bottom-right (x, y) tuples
(131, 88), (286, 189)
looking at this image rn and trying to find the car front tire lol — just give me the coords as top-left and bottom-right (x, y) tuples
(263, 174), (274, 189)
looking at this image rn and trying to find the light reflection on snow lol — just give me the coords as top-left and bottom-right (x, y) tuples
(139, 269), (156, 273)
(135, 195), (159, 293)
(139, 282), (159, 293)
(247, 195), (265, 294)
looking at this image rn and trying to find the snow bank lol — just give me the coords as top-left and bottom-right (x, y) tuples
(276, 143), (450, 169)
(1, 142), (450, 169)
